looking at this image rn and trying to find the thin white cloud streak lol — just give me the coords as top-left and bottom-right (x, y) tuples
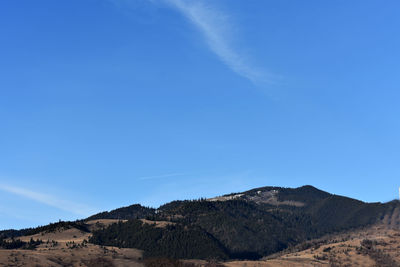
(164, 0), (272, 85)
(138, 172), (185, 180)
(0, 184), (94, 216)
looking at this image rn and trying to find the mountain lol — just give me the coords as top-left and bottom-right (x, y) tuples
(1, 185), (399, 265)
(87, 185), (398, 260)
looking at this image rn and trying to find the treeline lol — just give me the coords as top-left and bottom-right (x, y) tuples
(89, 220), (228, 259)
(0, 220), (89, 240)
(0, 238), (42, 250)
(2, 185), (397, 261)
(157, 199), (312, 257)
(88, 186), (397, 260)
(87, 204), (155, 220)
(25, 221), (90, 235)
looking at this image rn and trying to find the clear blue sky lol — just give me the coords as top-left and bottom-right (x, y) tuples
(1, 0), (400, 229)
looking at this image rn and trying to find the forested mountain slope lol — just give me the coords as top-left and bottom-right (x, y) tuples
(87, 185), (399, 260)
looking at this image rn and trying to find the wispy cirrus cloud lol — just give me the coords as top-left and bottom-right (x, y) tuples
(0, 184), (94, 216)
(163, 0), (273, 85)
(108, 0), (274, 85)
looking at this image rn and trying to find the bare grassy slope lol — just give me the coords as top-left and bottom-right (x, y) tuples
(3, 220), (400, 267)
(225, 224), (400, 267)
(0, 220), (143, 267)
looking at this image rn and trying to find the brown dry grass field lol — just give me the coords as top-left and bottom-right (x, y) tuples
(225, 224), (400, 267)
(2, 220), (400, 266)
(0, 220), (143, 267)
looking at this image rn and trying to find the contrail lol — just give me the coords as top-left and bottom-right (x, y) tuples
(138, 172), (185, 180)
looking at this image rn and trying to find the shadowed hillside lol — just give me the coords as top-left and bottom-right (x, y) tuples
(84, 185), (400, 260)
(1, 185), (399, 263)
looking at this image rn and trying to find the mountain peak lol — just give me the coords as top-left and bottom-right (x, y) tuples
(207, 185), (331, 207)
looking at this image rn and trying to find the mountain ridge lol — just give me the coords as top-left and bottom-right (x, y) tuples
(1, 185), (399, 261)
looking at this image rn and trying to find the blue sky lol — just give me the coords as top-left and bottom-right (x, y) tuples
(1, 0), (400, 229)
